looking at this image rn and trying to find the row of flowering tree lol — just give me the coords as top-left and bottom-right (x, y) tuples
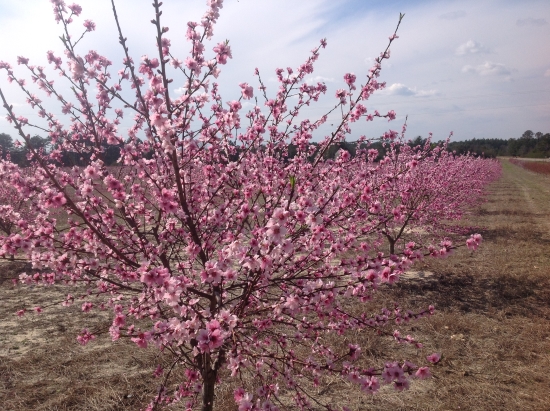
(0, 0), (501, 410)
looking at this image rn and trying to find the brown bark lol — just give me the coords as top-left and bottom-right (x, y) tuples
(201, 366), (217, 411)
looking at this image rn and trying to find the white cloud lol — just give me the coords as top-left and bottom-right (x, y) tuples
(439, 11), (466, 20)
(387, 83), (415, 96)
(456, 40), (489, 55)
(545, 69), (550, 77)
(305, 75), (335, 84)
(415, 89), (439, 97)
(516, 17), (547, 27)
(386, 83), (438, 97)
(462, 62), (511, 76)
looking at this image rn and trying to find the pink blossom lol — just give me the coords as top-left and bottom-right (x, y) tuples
(349, 343), (361, 360)
(239, 82), (253, 99)
(236, 393), (254, 411)
(83, 19), (96, 31)
(113, 313), (125, 327)
(335, 88), (349, 104)
(153, 365), (164, 377)
(68, 57), (85, 80)
(185, 56), (201, 75)
(227, 100), (242, 112)
(81, 302), (93, 312)
(415, 366), (431, 379)
(197, 329), (210, 350)
(131, 332), (149, 348)
(360, 376), (380, 393)
(77, 329), (96, 345)
(68, 3), (82, 15)
(344, 72), (356, 89)
(467, 233), (482, 250)
(234, 388), (246, 402)
(369, 201), (381, 214)
(170, 58), (182, 69)
(382, 363), (404, 383)
(213, 42), (232, 65)
(427, 353), (441, 364)
(265, 221), (287, 244)
(83, 165), (100, 179)
(141, 268), (168, 287)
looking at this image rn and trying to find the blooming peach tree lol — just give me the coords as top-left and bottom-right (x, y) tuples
(357, 138), (500, 256)
(0, 183), (32, 236)
(0, 1), (500, 410)
(0, 161), (37, 257)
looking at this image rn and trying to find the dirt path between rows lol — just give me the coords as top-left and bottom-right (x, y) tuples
(506, 160), (550, 236)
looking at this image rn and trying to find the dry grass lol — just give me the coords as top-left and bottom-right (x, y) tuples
(0, 262), (170, 410)
(1, 158), (550, 410)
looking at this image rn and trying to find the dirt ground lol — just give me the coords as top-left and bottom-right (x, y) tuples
(1, 158), (549, 410)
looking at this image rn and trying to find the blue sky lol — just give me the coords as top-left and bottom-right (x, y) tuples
(0, 0), (549, 142)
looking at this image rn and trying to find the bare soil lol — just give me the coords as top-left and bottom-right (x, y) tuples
(1, 158), (549, 410)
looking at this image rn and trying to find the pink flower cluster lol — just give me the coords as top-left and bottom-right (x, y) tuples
(0, 1), (502, 410)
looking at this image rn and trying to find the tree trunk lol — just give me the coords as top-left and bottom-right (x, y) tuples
(389, 238), (395, 255)
(201, 366), (217, 411)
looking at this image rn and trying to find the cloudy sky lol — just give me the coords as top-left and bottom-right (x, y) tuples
(0, 0), (549, 143)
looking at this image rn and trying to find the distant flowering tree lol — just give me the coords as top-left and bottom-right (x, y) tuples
(0, 1), (500, 410)
(0, 185), (26, 237)
(0, 161), (36, 241)
(359, 137), (500, 255)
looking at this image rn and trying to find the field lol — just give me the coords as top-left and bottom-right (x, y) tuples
(508, 157), (550, 175)
(1, 158), (549, 410)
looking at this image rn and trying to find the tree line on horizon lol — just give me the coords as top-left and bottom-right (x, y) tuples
(1, 129), (548, 167)
(0, 132), (121, 167)
(446, 130), (550, 159)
